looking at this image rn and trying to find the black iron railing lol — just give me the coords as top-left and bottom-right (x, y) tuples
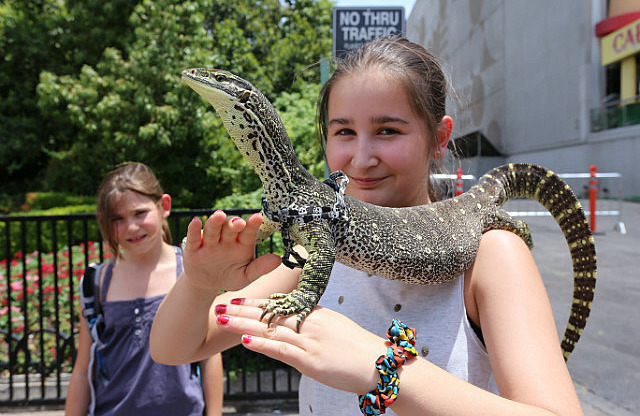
(591, 96), (640, 132)
(0, 210), (298, 407)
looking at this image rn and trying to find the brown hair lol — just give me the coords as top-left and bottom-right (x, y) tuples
(317, 36), (451, 200)
(96, 162), (172, 257)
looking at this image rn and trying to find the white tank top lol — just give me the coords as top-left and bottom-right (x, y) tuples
(298, 262), (498, 415)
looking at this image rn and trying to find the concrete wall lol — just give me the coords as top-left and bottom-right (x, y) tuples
(407, 0), (640, 197)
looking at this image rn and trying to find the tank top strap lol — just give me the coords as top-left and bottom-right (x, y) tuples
(100, 261), (115, 304)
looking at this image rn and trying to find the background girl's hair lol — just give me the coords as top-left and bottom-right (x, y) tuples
(316, 36), (454, 200)
(96, 162), (172, 257)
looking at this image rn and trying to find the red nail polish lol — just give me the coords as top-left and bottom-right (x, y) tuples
(241, 335), (252, 344)
(230, 298), (243, 305)
(231, 217), (241, 223)
(217, 315), (230, 325)
(214, 304), (227, 315)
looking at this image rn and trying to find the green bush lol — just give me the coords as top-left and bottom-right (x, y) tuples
(27, 192), (96, 211)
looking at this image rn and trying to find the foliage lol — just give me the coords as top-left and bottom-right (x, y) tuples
(275, 82), (326, 180)
(1, 0), (333, 207)
(23, 191), (96, 211)
(0, 0), (137, 194)
(0, 0), (70, 193)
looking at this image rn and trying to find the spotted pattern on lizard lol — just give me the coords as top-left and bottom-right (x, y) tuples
(182, 68), (596, 360)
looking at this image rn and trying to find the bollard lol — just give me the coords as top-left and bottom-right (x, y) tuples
(455, 168), (464, 196)
(589, 165), (597, 233)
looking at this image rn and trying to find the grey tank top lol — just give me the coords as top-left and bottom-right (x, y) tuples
(298, 262), (497, 416)
(92, 247), (205, 416)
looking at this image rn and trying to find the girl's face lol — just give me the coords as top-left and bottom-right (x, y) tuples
(110, 190), (170, 256)
(325, 69), (448, 207)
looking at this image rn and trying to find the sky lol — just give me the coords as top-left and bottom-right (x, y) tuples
(333, 0), (416, 16)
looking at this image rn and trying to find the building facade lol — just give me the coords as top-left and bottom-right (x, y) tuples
(407, 0), (640, 197)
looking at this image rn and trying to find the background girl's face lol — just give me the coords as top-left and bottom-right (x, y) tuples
(110, 190), (170, 255)
(325, 69), (433, 207)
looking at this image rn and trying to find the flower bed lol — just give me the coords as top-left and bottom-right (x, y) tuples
(1, 241), (107, 375)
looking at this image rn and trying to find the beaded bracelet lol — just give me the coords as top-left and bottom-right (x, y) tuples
(358, 320), (418, 415)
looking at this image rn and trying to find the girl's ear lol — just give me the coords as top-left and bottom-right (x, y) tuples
(435, 115), (453, 159)
(160, 194), (172, 218)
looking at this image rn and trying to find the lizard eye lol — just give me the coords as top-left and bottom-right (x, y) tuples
(215, 74), (227, 82)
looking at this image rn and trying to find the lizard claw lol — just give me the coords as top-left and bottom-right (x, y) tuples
(259, 290), (316, 332)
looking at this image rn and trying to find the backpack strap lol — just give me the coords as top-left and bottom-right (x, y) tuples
(80, 262), (110, 415)
(81, 263), (105, 338)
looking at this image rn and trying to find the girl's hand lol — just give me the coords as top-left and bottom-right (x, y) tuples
(215, 300), (387, 395)
(182, 211), (281, 292)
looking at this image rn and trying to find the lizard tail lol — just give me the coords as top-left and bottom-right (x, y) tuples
(484, 163), (597, 361)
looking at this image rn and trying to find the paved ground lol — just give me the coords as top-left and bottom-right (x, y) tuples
(3, 202), (639, 416)
(526, 201), (639, 416)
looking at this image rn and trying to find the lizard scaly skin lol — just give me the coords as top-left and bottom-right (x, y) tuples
(182, 68), (596, 360)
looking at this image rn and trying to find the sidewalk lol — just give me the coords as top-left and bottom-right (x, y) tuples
(3, 202), (639, 416)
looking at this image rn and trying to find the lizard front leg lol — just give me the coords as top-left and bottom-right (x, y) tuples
(256, 213), (277, 244)
(260, 222), (336, 331)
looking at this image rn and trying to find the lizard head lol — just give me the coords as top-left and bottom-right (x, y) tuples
(181, 68), (310, 203)
(182, 69), (255, 105)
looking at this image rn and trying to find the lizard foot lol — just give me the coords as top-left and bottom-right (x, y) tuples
(259, 289), (317, 332)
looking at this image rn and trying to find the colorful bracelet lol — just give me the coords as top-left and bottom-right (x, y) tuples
(358, 320), (418, 415)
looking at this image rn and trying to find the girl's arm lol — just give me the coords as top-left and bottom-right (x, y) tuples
(198, 353), (224, 416)
(64, 321), (92, 416)
(461, 229), (583, 414)
(215, 230), (583, 415)
(150, 211), (297, 364)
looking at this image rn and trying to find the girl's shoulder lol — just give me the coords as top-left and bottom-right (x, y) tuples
(465, 229), (539, 322)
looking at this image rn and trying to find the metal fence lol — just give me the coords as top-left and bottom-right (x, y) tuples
(0, 209), (299, 407)
(503, 171), (626, 234)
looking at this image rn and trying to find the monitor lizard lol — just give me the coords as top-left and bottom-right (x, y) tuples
(182, 68), (596, 360)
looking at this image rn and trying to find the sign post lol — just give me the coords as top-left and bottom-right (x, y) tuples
(332, 7), (405, 59)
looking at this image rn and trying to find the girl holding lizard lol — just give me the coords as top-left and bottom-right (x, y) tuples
(151, 37), (583, 415)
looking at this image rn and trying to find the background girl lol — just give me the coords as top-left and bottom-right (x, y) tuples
(66, 162), (223, 416)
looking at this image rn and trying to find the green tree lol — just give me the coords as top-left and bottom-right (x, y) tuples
(0, 0), (70, 194)
(33, 0), (332, 207)
(0, 0), (138, 197)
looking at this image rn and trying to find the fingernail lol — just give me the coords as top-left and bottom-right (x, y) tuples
(241, 335), (252, 344)
(214, 304), (227, 315)
(231, 217), (241, 223)
(230, 298), (243, 305)
(216, 315), (230, 325)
